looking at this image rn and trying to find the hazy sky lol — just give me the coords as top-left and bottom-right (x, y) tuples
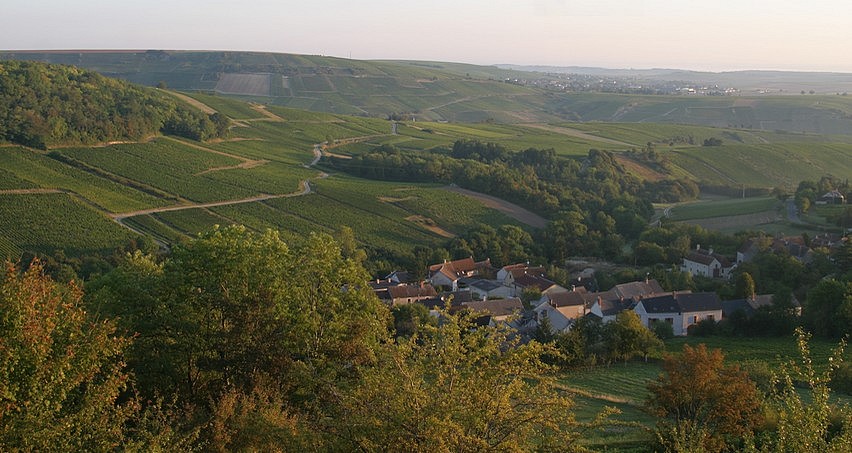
(5, 0), (852, 72)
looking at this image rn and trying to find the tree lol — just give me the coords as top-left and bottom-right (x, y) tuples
(329, 308), (591, 451)
(0, 261), (137, 450)
(647, 344), (763, 452)
(751, 328), (852, 452)
(735, 272), (756, 299)
(606, 311), (662, 363)
(804, 279), (852, 338)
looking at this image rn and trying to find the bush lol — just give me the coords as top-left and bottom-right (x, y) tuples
(652, 321), (675, 340)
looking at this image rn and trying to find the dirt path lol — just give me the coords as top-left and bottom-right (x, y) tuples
(161, 90), (217, 114)
(249, 104), (285, 122)
(0, 188), (65, 195)
(443, 186), (548, 229)
(525, 124), (635, 148)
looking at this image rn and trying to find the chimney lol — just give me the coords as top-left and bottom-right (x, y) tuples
(708, 247), (714, 255)
(696, 244), (701, 251)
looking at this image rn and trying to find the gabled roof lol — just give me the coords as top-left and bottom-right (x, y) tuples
(640, 292), (721, 314)
(429, 257), (492, 281)
(684, 248), (733, 268)
(614, 279), (664, 300)
(722, 299), (755, 318)
(463, 298), (523, 318)
(467, 279), (503, 292)
(384, 270), (415, 283)
(639, 294), (681, 314)
(387, 284), (438, 300)
(546, 291), (587, 307)
(587, 290), (626, 316)
(513, 273), (557, 292)
(677, 292), (722, 313)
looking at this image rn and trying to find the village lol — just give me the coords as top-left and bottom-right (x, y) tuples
(367, 231), (848, 338)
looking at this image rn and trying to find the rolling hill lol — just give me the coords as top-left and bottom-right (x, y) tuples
(5, 51), (852, 134)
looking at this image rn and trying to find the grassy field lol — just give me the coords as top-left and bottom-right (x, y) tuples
(669, 197), (780, 221)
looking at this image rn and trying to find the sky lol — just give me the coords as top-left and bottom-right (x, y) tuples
(4, 0), (852, 72)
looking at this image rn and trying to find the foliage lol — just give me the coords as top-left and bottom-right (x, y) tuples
(757, 328), (852, 452)
(0, 61), (228, 148)
(606, 311), (663, 362)
(92, 226), (390, 407)
(0, 261), (136, 451)
(804, 279), (852, 339)
(329, 308), (588, 452)
(647, 344), (763, 451)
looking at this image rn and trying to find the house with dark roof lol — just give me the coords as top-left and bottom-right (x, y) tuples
(588, 290), (633, 323)
(428, 257), (492, 291)
(463, 278), (514, 300)
(681, 246), (736, 279)
(722, 293), (802, 318)
(634, 292), (722, 336)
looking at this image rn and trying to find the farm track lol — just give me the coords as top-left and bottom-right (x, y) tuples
(0, 188), (65, 195)
(161, 136), (271, 175)
(161, 90), (217, 114)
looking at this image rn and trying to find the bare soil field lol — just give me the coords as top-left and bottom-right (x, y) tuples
(215, 73), (271, 96)
(405, 215), (455, 238)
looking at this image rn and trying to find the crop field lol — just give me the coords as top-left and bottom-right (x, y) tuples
(57, 139), (260, 203)
(0, 193), (135, 258)
(669, 197), (780, 221)
(123, 215), (188, 244)
(670, 142), (852, 190)
(0, 167), (37, 190)
(153, 208), (235, 235)
(0, 146), (165, 212)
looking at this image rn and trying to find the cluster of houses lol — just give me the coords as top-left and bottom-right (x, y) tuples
(371, 229), (849, 336)
(369, 255), (798, 337)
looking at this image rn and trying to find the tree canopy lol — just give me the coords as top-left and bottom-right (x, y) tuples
(0, 60), (228, 148)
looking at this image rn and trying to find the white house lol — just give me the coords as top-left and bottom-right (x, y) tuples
(681, 246), (735, 280)
(534, 291), (589, 333)
(633, 292), (722, 336)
